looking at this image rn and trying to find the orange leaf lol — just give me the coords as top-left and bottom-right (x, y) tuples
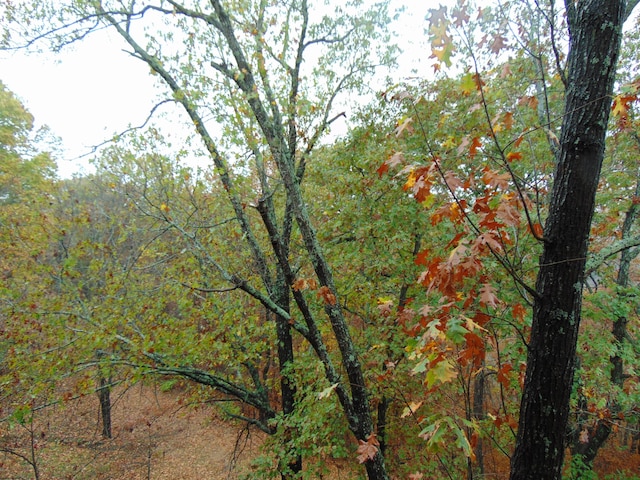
(318, 286), (337, 306)
(530, 222), (544, 238)
(376, 162), (389, 178)
(506, 151), (521, 162)
(503, 111), (514, 130)
(469, 137), (482, 158)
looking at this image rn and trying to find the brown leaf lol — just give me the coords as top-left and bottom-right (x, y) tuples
(356, 433), (380, 464)
(318, 286), (337, 306)
(479, 283), (499, 308)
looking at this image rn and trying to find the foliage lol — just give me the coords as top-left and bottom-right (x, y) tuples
(2, 0), (640, 479)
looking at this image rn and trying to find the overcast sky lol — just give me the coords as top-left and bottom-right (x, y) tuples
(0, 1), (431, 177)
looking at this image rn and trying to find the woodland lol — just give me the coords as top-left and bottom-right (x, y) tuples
(2, 0), (640, 479)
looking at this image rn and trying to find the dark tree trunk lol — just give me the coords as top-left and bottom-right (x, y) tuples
(570, 178), (640, 468)
(509, 1), (625, 479)
(98, 375), (112, 439)
(274, 286), (302, 478)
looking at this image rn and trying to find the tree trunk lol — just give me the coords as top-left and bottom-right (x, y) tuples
(509, 1), (625, 479)
(472, 368), (485, 477)
(570, 176), (640, 468)
(98, 375), (112, 439)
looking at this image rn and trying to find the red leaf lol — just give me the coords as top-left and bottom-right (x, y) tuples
(497, 363), (513, 388)
(512, 303), (527, 321)
(414, 249), (430, 266)
(376, 162), (389, 178)
(459, 332), (485, 367)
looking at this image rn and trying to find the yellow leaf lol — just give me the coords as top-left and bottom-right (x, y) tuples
(401, 401), (423, 418)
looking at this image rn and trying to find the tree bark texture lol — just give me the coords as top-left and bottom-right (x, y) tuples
(509, 1), (625, 479)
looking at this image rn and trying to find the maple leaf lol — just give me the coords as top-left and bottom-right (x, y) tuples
(482, 168), (510, 189)
(512, 303), (527, 321)
(611, 94), (636, 117)
(376, 161), (389, 178)
(431, 43), (455, 67)
(387, 151), (405, 168)
(292, 277), (317, 291)
(460, 73), (476, 95)
(377, 298), (394, 317)
(457, 136), (470, 156)
(377, 151), (405, 178)
(426, 358), (457, 387)
(460, 332), (485, 367)
(496, 198), (521, 227)
(428, 5), (448, 25)
(452, 4), (470, 26)
(409, 473), (424, 480)
(356, 433), (380, 464)
(502, 111), (514, 130)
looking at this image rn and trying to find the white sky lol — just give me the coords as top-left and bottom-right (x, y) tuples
(0, 1), (432, 177)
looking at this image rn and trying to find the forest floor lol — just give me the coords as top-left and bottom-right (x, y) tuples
(0, 382), (356, 480)
(1, 382), (640, 479)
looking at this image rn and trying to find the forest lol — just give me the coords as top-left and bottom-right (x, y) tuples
(2, 0), (640, 479)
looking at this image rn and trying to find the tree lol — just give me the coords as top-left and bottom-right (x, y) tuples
(0, 81), (57, 480)
(2, 1), (396, 478)
(374, 0), (640, 478)
(510, 2), (631, 478)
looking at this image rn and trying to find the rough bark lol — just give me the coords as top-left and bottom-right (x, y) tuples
(509, 1), (626, 479)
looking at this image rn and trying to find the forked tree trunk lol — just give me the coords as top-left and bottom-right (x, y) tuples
(509, 1), (626, 478)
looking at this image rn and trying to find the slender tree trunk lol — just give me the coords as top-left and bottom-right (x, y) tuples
(472, 367), (485, 477)
(509, 1), (625, 479)
(98, 375), (112, 439)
